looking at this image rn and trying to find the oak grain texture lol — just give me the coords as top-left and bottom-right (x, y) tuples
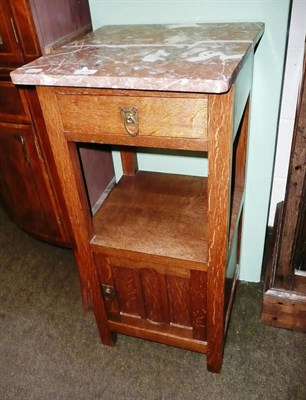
(140, 268), (170, 324)
(91, 171), (208, 264)
(207, 87), (234, 373)
(190, 270), (207, 341)
(56, 88), (208, 151)
(167, 275), (191, 327)
(94, 252), (207, 348)
(36, 86), (113, 345)
(108, 317), (207, 354)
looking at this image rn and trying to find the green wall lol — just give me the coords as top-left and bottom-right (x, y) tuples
(88, 0), (291, 282)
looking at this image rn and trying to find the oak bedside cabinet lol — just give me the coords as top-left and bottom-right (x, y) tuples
(11, 23), (264, 373)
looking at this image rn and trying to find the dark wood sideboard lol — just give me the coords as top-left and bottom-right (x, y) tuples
(0, 0), (115, 246)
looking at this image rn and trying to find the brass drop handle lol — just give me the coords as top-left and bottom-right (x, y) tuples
(120, 107), (139, 136)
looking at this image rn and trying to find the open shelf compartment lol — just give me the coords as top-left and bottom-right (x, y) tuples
(91, 170), (208, 266)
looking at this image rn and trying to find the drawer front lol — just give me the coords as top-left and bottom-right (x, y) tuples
(56, 89), (208, 150)
(0, 81), (30, 123)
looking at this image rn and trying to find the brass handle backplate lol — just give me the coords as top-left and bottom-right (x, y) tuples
(101, 284), (116, 301)
(120, 107), (139, 136)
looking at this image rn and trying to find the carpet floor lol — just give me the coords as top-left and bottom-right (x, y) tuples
(0, 205), (305, 400)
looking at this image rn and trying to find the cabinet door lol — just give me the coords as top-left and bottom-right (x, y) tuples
(0, 1), (24, 64)
(8, 0), (41, 63)
(0, 81), (31, 124)
(0, 122), (69, 245)
(95, 254), (207, 351)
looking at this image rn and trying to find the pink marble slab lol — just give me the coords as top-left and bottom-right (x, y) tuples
(10, 23), (264, 94)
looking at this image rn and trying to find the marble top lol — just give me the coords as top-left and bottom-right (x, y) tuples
(10, 23), (264, 94)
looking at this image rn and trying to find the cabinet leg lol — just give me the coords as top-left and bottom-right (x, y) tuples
(207, 349), (223, 373)
(93, 310), (114, 347)
(88, 285), (114, 346)
(80, 284), (92, 312)
(74, 250), (114, 346)
(120, 149), (138, 176)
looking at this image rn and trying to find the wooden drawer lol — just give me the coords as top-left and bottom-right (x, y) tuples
(0, 81), (31, 123)
(56, 88), (208, 151)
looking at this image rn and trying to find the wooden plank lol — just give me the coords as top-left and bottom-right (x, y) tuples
(207, 87), (234, 373)
(140, 269), (170, 323)
(276, 53), (306, 289)
(261, 291), (306, 332)
(166, 275), (191, 327)
(64, 130), (208, 152)
(91, 245), (207, 272)
(263, 202), (284, 293)
(112, 266), (146, 318)
(98, 254), (192, 278)
(108, 318), (207, 354)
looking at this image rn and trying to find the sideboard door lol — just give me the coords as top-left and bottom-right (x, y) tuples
(0, 122), (68, 245)
(0, 1), (24, 64)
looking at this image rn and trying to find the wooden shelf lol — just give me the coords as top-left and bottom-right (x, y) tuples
(91, 171), (208, 264)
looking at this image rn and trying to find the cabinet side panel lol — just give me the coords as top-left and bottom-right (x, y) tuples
(78, 145), (115, 211)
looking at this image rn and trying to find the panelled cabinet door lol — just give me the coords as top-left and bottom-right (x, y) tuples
(0, 122), (68, 245)
(0, 1), (24, 64)
(95, 254), (207, 346)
